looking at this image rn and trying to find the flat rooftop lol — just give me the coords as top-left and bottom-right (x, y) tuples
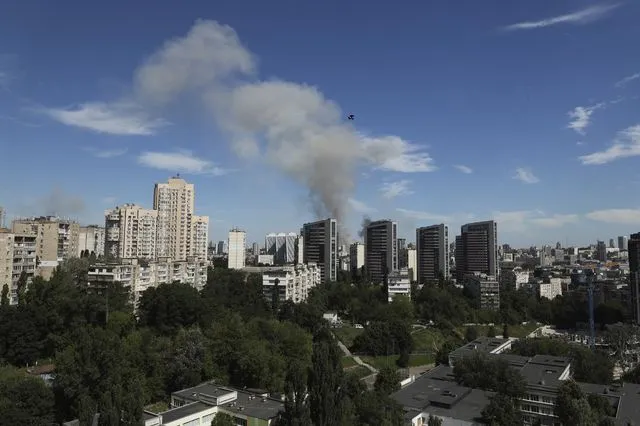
(449, 337), (510, 358)
(160, 401), (211, 424)
(172, 381), (283, 421)
(391, 365), (490, 424)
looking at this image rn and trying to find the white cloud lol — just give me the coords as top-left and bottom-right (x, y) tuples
(348, 198), (377, 214)
(42, 102), (168, 135)
(380, 180), (413, 199)
(579, 125), (640, 165)
(42, 20), (433, 224)
(361, 136), (436, 173)
(567, 103), (605, 135)
(586, 208), (640, 225)
(137, 151), (230, 175)
(513, 167), (540, 184)
(503, 4), (621, 31)
(615, 72), (640, 88)
(530, 214), (579, 228)
(454, 164), (473, 174)
(85, 147), (128, 158)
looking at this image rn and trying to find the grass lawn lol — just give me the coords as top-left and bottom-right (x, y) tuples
(145, 401), (169, 414)
(341, 356), (358, 369)
(345, 365), (372, 380)
(333, 327), (363, 348)
(360, 354), (434, 371)
(456, 322), (540, 339)
(412, 328), (446, 352)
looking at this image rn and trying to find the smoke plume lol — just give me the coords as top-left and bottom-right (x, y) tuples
(44, 20), (436, 228)
(358, 216), (372, 239)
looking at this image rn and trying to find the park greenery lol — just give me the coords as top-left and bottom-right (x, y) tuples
(0, 258), (636, 425)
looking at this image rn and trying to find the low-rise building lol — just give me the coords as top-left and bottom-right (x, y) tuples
(500, 269), (530, 290)
(464, 273), (500, 310)
(87, 257), (207, 308)
(261, 262), (320, 304)
(388, 267), (411, 302)
(537, 278), (563, 300)
(144, 381), (283, 426)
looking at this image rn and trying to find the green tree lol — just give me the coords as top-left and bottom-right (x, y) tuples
(486, 325), (497, 338)
(481, 393), (522, 425)
(427, 414), (443, 426)
(374, 367), (401, 395)
(16, 271), (28, 305)
(211, 412), (235, 426)
(0, 366), (55, 425)
(308, 328), (343, 426)
(281, 361), (311, 426)
(453, 353), (526, 399)
(1, 284), (8, 306)
(465, 326), (478, 342)
(138, 283), (204, 334)
(555, 380), (599, 426)
(502, 324), (509, 338)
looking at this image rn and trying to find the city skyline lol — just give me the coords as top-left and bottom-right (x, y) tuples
(1, 1), (640, 247)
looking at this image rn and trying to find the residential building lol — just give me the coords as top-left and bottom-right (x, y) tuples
(630, 232), (640, 325)
(104, 204), (158, 260)
(228, 228), (246, 269)
(264, 232), (297, 264)
(261, 262), (320, 304)
(87, 257), (207, 308)
(387, 267), (411, 302)
(596, 240), (607, 262)
(455, 220), (499, 282)
(0, 229), (13, 294)
(364, 220), (398, 284)
(257, 254), (274, 265)
(12, 216), (79, 280)
(350, 242), (365, 275)
(407, 246), (417, 282)
(0, 206), (4, 228)
(301, 218), (338, 283)
(10, 233), (37, 304)
(190, 215), (209, 261)
(393, 337), (640, 426)
(252, 242), (259, 256)
(144, 381), (283, 426)
(216, 240), (227, 255)
(619, 236), (628, 251)
(463, 273), (500, 310)
(500, 268), (530, 290)
(78, 225), (105, 257)
(153, 176), (208, 261)
(537, 278), (562, 300)
(416, 224), (449, 285)
(295, 235), (303, 265)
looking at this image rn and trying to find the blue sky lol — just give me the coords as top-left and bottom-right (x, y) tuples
(1, 0), (639, 247)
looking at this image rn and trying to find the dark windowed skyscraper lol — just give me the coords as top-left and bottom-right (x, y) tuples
(364, 220), (397, 284)
(301, 218), (338, 283)
(416, 224), (449, 285)
(455, 220), (499, 282)
(629, 233), (640, 324)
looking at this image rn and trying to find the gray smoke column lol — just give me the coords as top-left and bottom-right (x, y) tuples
(125, 20), (433, 234)
(358, 216), (372, 239)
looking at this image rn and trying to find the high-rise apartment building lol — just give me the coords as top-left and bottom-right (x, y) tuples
(350, 242), (365, 275)
(0, 229), (13, 291)
(301, 218), (338, 284)
(78, 225), (106, 257)
(228, 228), (246, 269)
(217, 240), (227, 255)
(407, 246), (417, 282)
(596, 241), (607, 262)
(619, 236), (629, 251)
(416, 224), (449, 285)
(265, 232), (298, 264)
(0, 206), (5, 228)
(12, 216), (79, 280)
(455, 220), (499, 282)
(104, 204), (158, 260)
(9, 233), (37, 305)
(364, 220), (398, 285)
(153, 176), (209, 261)
(629, 232), (640, 325)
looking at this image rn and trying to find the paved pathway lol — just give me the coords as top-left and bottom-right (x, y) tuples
(334, 336), (378, 374)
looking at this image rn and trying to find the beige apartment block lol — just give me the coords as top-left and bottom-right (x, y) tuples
(12, 217), (79, 280)
(77, 225), (105, 257)
(104, 204), (157, 260)
(0, 229), (13, 292)
(154, 176), (208, 261)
